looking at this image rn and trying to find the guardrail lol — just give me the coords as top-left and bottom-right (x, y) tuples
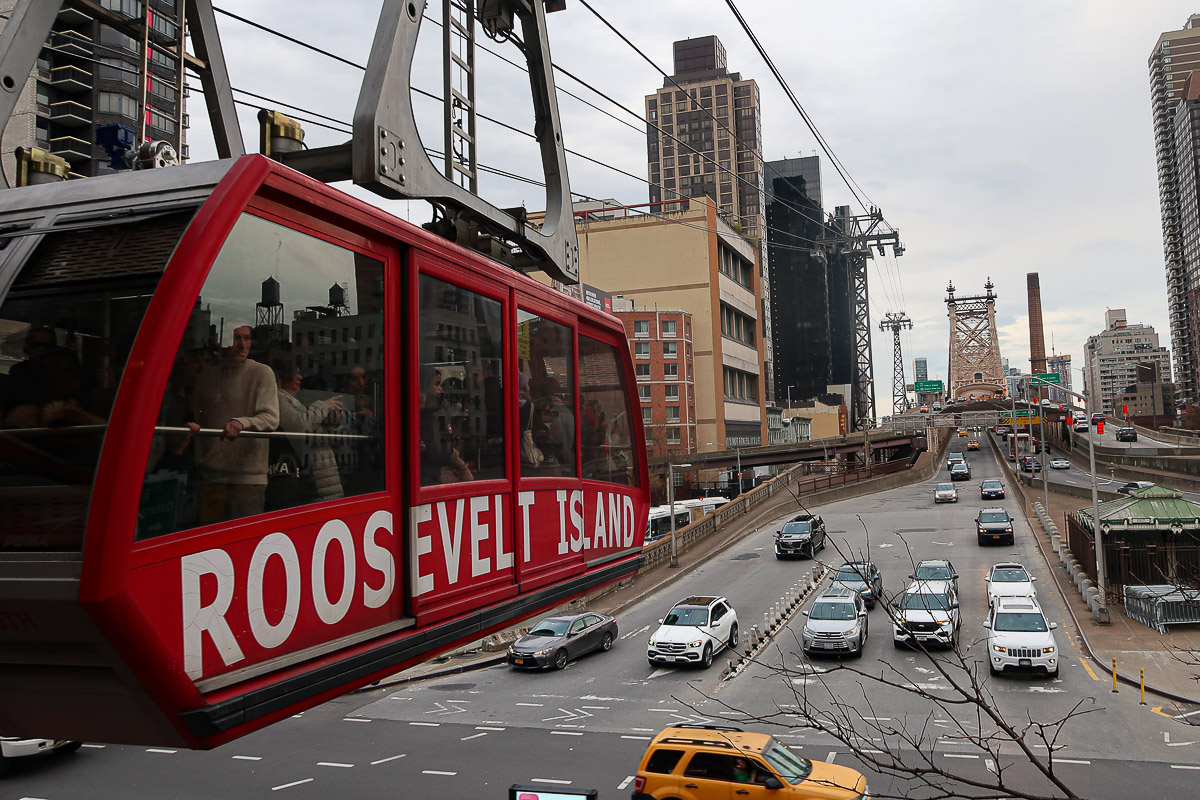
(641, 459), (910, 570)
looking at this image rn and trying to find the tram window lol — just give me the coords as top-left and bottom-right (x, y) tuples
(417, 274), (504, 485)
(0, 210), (195, 551)
(138, 213), (386, 539)
(579, 336), (639, 487)
(517, 310), (577, 478)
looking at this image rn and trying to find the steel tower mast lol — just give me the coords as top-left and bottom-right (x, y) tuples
(880, 311), (913, 414)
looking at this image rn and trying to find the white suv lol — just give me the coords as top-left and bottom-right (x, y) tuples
(985, 562), (1037, 607)
(648, 596), (739, 669)
(984, 598), (1059, 677)
(893, 580), (960, 649)
(0, 737), (81, 774)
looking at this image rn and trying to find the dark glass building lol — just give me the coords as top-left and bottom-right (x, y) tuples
(765, 157), (852, 405)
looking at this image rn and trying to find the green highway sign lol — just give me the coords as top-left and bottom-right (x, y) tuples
(914, 380), (944, 393)
(1033, 373), (1061, 385)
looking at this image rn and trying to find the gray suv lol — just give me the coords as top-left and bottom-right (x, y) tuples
(801, 586), (868, 658)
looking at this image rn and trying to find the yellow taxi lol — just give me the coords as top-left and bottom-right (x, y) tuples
(632, 725), (869, 799)
(957, 427), (968, 437)
(967, 438), (980, 450)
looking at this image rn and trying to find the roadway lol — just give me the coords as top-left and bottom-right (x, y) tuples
(5, 442), (1199, 799)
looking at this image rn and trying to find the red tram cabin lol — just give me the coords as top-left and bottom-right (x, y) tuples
(0, 155), (649, 748)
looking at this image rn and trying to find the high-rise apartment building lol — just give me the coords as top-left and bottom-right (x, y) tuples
(645, 36), (772, 400)
(1083, 309), (1172, 416)
(1, 0), (188, 181)
(913, 358), (928, 382)
(1149, 15), (1200, 412)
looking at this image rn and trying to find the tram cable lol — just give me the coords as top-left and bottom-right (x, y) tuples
(209, 4), (837, 250)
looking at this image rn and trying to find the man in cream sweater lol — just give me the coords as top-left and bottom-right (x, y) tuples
(188, 325), (279, 523)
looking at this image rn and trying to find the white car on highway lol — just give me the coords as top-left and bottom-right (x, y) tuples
(0, 737), (81, 774)
(647, 596), (739, 669)
(985, 562), (1037, 606)
(984, 598), (1059, 678)
(1049, 457), (1070, 469)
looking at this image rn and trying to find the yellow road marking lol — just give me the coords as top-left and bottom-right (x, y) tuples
(1151, 706), (1175, 719)
(1079, 658), (1099, 681)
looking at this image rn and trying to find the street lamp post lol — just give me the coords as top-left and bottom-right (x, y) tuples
(1029, 374), (1106, 619)
(667, 461), (692, 568)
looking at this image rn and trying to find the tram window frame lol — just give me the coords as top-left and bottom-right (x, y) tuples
(134, 208), (391, 541)
(413, 259), (510, 496)
(516, 294), (580, 482)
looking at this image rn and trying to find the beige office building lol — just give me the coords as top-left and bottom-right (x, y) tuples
(575, 198), (765, 452)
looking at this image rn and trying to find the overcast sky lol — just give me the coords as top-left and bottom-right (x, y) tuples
(193, 1), (1190, 413)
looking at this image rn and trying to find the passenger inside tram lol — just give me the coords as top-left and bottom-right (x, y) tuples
(271, 362), (344, 510)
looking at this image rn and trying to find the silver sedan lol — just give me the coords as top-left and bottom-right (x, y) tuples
(506, 612), (618, 670)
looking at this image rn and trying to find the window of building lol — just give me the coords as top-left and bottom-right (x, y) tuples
(662, 320), (677, 338)
(138, 214), (386, 539)
(99, 57), (138, 85)
(664, 385), (679, 401)
(633, 319), (649, 337)
(98, 91), (138, 119)
(635, 342), (650, 358)
(643, 406), (652, 424)
(667, 427), (681, 445)
(663, 341), (678, 359)
(638, 385), (651, 402)
(666, 405), (680, 423)
(636, 363), (651, 380)
(664, 364), (679, 380)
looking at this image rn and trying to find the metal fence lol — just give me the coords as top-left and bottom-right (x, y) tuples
(1123, 585), (1200, 633)
(1066, 513), (1200, 604)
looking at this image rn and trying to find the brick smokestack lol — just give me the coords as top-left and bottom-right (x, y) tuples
(1027, 272), (1047, 375)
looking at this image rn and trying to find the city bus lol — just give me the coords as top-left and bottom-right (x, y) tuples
(0, 155), (650, 748)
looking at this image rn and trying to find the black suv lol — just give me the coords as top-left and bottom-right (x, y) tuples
(774, 514), (827, 559)
(1116, 427), (1138, 442)
(976, 507), (1015, 545)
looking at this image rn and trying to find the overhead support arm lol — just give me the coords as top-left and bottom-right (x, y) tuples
(185, 0), (244, 158)
(351, 0), (579, 283)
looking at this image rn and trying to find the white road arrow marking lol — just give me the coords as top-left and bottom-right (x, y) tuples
(542, 708), (595, 722)
(426, 702), (466, 716)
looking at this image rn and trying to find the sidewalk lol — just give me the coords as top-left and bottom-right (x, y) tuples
(1009, 443), (1200, 710)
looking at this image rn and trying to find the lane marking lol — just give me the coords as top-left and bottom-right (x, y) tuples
(631, 728), (655, 732)
(580, 705), (609, 710)
(1054, 759), (1091, 765)
(621, 735), (652, 740)
(423, 770), (458, 776)
(409, 721), (440, 727)
(621, 625), (651, 640)
(515, 702), (543, 707)
(1152, 706), (1176, 719)
(146, 748), (177, 754)
(370, 754), (406, 765)
(618, 776), (635, 790)
(342, 717), (371, 723)
(826, 751), (837, 763)
(531, 778), (572, 785)
(232, 755), (262, 761)
(861, 717), (891, 721)
(1171, 765), (1200, 770)
(1079, 659), (1100, 681)
(648, 708), (677, 712)
(461, 733), (488, 741)
(272, 779), (313, 791)
(476, 726), (505, 731)
(943, 753), (978, 760)
(82, 744), (106, 749)
(318, 762), (354, 768)
(551, 731), (584, 736)
(986, 758), (997, 774)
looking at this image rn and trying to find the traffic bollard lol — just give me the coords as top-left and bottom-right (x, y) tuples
(1140, 668), (1146, 705)
(1112, 657), (1119, 693)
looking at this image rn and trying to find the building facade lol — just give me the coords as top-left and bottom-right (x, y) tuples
(576, 198), (765, 453)
(1, 0), (188, 181)
(914, 357), (928, 382)
(1045, 354), (1073, 406)
(645, 36), (773, 400)
(764, 156), (854, 407)
(1083, 309), (1173, 416)
(1149, 16), (1200, 411)
(612, 307), (697, 461)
